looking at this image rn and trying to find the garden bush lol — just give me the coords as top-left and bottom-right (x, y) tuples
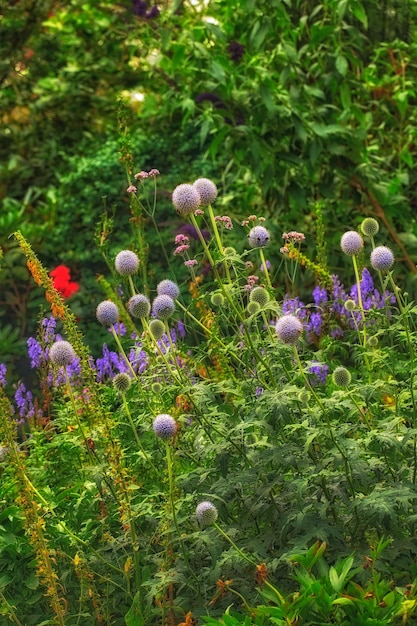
(1, 174), (417, 624)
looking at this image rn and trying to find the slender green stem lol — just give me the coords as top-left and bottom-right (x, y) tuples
(110, 325), (137, 379)
(259, 248), (272, 289)
(206, 204), (232, 283)
(121, 393), (158, 474)
(165, 442), (199, 586)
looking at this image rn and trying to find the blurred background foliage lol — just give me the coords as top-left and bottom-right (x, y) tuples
(1, 0), (417, 376)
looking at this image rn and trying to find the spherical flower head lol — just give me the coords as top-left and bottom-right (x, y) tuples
(49, 340), (76, 367)
(210, 292), (224, 307)
(247, 301), (260, 316)
(152, 382), (163, 394)
(276, 314), (303, 344)
(249, 286), (269, 308)
(157, 279), (180, 300)
(332, 366), (351, 387)
(149, 319), (165, 340)
(112, 372), (131, 393)
(344, 299), (356, 312)
(368, 335), (379, 347)
(196, 501), (218, 528)
(340, 231), (363, 256)
(370, 246), (394, 272)
(115, 250), (139, 276)
(152, 295), (175, 320)
(248, 225), (270, 248)
(172, 184), (201, 215)
(96, 301), (119, 326)
(193, 178), (218, 205)
(361, 218), (379, 237)
(128, 294), (151, 319)
(153, 413), (177, 439)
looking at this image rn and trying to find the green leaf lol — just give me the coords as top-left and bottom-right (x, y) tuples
(125, 591), (144, 626)
(336, 55), (348, 76)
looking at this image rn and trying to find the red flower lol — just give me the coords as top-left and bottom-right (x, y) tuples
(50, 265), (79, 299)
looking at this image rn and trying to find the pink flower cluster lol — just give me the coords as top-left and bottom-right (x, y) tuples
(134, 168), (160, 179)
(214, 215), (233, 230)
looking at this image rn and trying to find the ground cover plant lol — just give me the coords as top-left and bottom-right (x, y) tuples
(1, 173), (417, 625)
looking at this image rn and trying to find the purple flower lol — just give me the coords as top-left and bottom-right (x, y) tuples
(0, 364), (7, 387)
(370, 246), (394, 272)
(193, 178), (218, 205)
(115, 250), (139, 276)
(27, 337), (44, 368)
(153, 414), (177, 439)
(248, 226), (270, 248)
(196, 501), (218, 527)
(96, 301), (119, 326)
(172, 184), (201, 215)
(276, 314), (303, 344)
(157, 280), (180, 300)
(306, 312), (323, 338)
(152, 295), (175, 319)
(308, 361), (329, 385)
(340, 231), (363, 256)
(312, 285), (328, 306)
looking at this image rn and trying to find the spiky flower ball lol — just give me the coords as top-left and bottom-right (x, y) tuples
(210, 292), (224, 307)
(248, 225), (270, 248)
(115, 250), (139, 276)
(152, 382), (163, 394)
(96, 301), (119, 326)
(157, 279), (180, 300)
(298, 390), (310, 403)
(249, 286), (269, 308)
(49, 340), (76, 366)
(128, 294), (151, 319)
(332, 366), (351, 387)
(172, 184), (201, 215)
(344, 299), (356, 312)
(149, 319), (165, 340)
(370, 246), (394, 272)
(247, 301), (260, 316)
(361, 218), (379, 237)
(112, 373), (131, 393)
(193, 178), (218, 205)
(152, 295), (175, 320)
(196, 501), (218, 528)
(368, 335), (379, 347)
(340, 231), (363, 256)
(276, 314), (303, 344)
(153, 413), (177, 439)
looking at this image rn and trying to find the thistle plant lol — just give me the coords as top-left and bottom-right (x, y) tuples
(3, 170), (417, 625)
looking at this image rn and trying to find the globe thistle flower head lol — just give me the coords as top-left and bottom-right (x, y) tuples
(153, 413), (177, 439)
(114, 250), (139, 276)
(370, 246), (394, 272)
(112, 372), (131, 393)
(247, 301), (260, 316)
(49, 340), (76, 367)
(248, 225), (270, 248)
(332, 366), (351, 387)
(361, 218), (379, 237)
(368, 335), (379, 347)
(172, 184), (201, 215)
(128, 294), (151, 319)
(152, 295), (175, 320)
(340, 231), (363, 256)
(249, 286), (269, 308)
(193, 178), (218, 205)
(151, 382), (163, 394)
(196, 501), (218, 528)
(276, 314), (303, 344)
(157, 279), (180, 300)
(344, 299), (356, 312)
(210, 292), (224, 307)
(96, 301), (119, 326)
(149, 319), (165, 340)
